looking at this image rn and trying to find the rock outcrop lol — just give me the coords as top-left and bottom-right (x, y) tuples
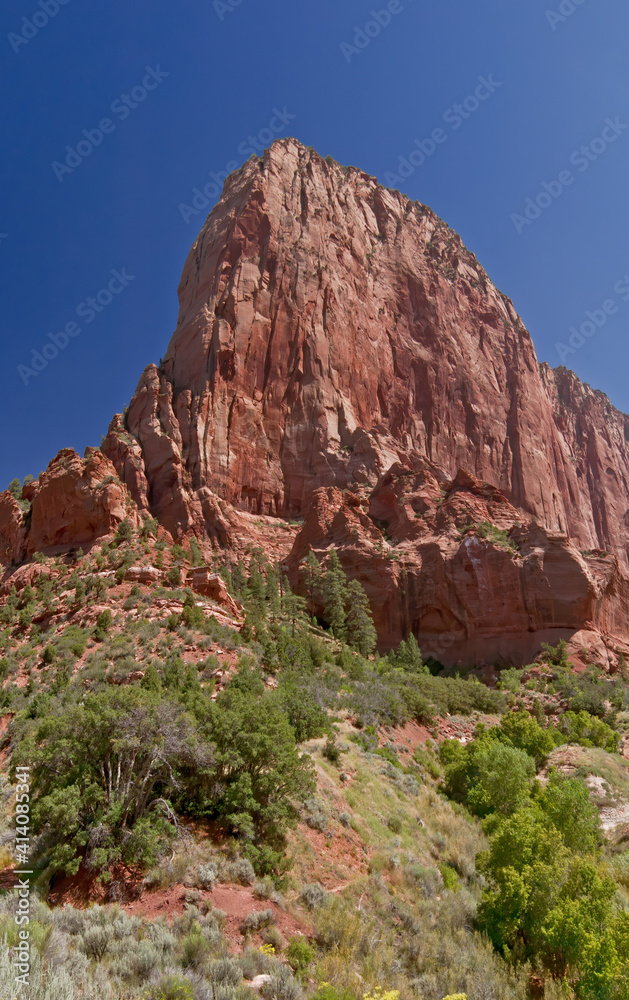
(285, 466), (629, 664)
(187, 567), (244, 618)
(24, 448), (137, 556)
(4, 138), (629, 662)
(125, 566), (162, 584)
(0, 493), (28, 566)
(103, 139), (629, 576)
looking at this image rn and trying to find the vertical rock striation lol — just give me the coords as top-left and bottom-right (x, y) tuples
(4, 137), (629, 661)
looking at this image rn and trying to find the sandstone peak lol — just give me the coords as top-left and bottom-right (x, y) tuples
(3, 140), (629, 662)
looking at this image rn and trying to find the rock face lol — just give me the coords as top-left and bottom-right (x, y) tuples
(103, 138), (629, 573)
(0, 493), (28, 566)
(286, 466), (629, 664)
(24, 449), (136, 556)
(5, 138), (629, 662)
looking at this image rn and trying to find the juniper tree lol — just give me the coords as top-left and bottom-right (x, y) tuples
(13, 688), (208, 878)
(7, 478), (21, 501)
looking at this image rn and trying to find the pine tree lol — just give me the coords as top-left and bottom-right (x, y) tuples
(7, 478), (21, 501)
(303, 550), (322, 619)
(345, 579), (377, 656)
(231, 561), (248, 598)
(247, 552), (266, 605)
(322, 548), (348, 639)
(391, 634), (424, 672)
(282, 585), (307, 635)
(265, 563), (281, 615)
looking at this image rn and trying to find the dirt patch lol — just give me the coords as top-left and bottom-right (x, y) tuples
(119, 882), (310, 950)
(0, 868), (17, 891)
(289, 821), (371, 890)
(47, 863), (144, 908)
(44, 869), (310, 950)
(210, 883), (309, 948)
(381, 720), (432, 757)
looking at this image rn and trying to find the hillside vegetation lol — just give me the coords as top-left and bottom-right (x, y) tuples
(2, 521), (629, 998)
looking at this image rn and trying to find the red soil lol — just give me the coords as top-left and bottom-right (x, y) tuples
(46, 872), (310, 950)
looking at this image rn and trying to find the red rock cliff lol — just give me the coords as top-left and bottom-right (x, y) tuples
(4, 138), (627, 663)
(102, 139), (629, 576)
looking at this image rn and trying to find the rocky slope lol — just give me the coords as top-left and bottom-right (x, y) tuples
(2, 137), (629, 663)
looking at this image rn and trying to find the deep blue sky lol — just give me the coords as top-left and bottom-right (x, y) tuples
(2, 0), (629, 487)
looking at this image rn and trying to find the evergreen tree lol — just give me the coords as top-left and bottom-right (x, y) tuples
(231, 560), (248, 598)
(302, 550), (322, 619)
(248, 567), (266, 604)
(265, 563), (281, 615)
(322, 548), (348, 639)
(247, 551), (266, 605)
(7, 478), (22, 501)
(390, 634), (424, 672)
(282, 586), (307, 635)
(345, 579), (377, 656)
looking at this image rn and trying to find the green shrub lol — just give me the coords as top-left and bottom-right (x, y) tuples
(322, 735), (341, 764)
(539, 770), (600, 854)
(312, 986), (357, 1000)
(557, 710), (620, 753)
(466, 743), (535, 817)
(181, 930), (211, 969)
(42, 645), (56, 665)
(539, 638), (570, 667)
(498, 710), (555, 766)
(94, 610), (113, 642)
(113, 519), (134, 545)
(145, 975), (195, 1000)
(240, 908), (275, 934)
(54, 625), (89, 659)
(140, 517), (159, 539)
(497, 667), (523, 693)
(275, 680), (328, 742)
(181, 603), (204, 630)
(460, 521), (517, 553)
(299, 883), (328, 910)
(439, 863), (460, 892)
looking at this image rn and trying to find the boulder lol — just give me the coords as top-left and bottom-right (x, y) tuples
(187, 567), (242, 617)
(125, 566), (162, 584)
